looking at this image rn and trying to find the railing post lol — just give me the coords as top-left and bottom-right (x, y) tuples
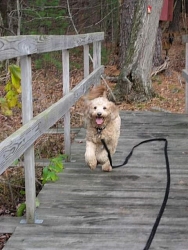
(84, 44), (90, 78)
(20, 55), (36, 223)
(62, 49), (71, 160)
(93, 41), (101, 85)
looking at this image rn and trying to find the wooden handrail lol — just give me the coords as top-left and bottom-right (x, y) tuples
(0, 33), (104, 61)
(0, 32), (104, 223)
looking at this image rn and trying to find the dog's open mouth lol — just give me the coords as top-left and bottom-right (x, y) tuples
(96, 117), (104, 125)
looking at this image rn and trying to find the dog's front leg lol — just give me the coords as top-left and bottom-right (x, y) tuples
(85, 141), (97, 170)
(102, 161), (112, 172)
(97, 144), (113, 172)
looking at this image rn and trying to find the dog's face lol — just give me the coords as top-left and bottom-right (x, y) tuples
(86, 97), (118, 128)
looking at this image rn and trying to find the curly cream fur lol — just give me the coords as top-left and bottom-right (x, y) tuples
(84, 85), (121, 172)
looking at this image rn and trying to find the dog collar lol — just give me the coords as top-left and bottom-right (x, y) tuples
(96, 126), (105, 134)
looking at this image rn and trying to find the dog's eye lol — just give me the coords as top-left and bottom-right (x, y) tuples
(103, 107), (107, 110)
(94, 106), (97, 109)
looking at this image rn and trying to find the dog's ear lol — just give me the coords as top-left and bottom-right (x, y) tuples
(110, 102), (119, 120)
(86, 85), (107, 100)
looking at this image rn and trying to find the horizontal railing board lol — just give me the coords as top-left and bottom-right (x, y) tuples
(0, 33), (104, 61)
(0, 66), (103, 174)
(46, 128), (80, 134)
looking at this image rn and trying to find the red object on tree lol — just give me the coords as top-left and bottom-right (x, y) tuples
(147, 5), (152, 14)
(160, 0), (174, 21)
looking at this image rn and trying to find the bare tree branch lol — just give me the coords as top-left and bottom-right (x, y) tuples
(66, 0), (78, 34)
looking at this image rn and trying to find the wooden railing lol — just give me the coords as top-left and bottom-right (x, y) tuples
(0, 32), (104, 223)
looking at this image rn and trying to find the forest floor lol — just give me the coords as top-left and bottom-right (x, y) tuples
(0, 31), (186, 249)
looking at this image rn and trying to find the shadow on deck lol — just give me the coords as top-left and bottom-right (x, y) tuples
(2, 111), (188, 250)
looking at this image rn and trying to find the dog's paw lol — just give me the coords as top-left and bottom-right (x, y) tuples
(89, 165), (97, 170)
(102, 164), (112, 172)
(87, 160), (97, 170)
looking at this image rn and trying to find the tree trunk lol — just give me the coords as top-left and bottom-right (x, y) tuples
(153, 24), (163, 67)
(0, 0), (7, 35)
(115, 0), (164, 102)
(169, 0), (181, 32)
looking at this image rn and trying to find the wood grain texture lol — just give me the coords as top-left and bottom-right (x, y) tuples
(0, 33), (104, 61)
(20, 55), (36, 223)
(0, 66), (104, 174)
(93, 41), (101, 70)
(3, 111), (188, 249)
(84, 44), (90, 78)
(0, 217), (21, 233)
(62, 49), (71, 159)
(0, 33), (104, 224)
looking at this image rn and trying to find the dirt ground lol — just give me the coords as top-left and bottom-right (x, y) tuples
(0, 31), (187, 249)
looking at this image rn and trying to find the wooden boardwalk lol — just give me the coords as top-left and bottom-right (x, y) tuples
(3, 111), (188, 250)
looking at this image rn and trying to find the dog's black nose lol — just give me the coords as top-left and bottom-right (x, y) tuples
(97, 112), (102, 117)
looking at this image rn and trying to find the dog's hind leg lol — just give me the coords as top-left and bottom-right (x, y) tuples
(85, 141), (97, 170)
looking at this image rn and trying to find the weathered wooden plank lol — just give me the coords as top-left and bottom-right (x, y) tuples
(3, 111), (188, 250)
(0, 217), (20, 233)
(37, 176), (184, 191)
(46, 127), (80, 134)
(3, 239), (188, 250)
(0, 33), (104, 61)
(62, 49), (71, 160)
(93, 41), (101, 70)
(119, 110), (186, 118)
(0, 66), (104, 174)
(84, 44), (90, 78)
(35, 204), (188, 219)
(20, 55), (36, 223)
(8, 220), (188, 235)
(5, 231), (188, 250)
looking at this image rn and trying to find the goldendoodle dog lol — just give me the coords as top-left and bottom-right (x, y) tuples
(84, 85), (121, 171)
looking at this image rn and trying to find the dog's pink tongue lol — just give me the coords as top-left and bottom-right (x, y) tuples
(96, 117), (103, 125)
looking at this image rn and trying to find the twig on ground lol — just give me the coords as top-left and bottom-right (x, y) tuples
(151, 57), (170, 77)
(101, 74), (116, 102)
(105, 76), (118, 82)
(177, 74), (183, 87)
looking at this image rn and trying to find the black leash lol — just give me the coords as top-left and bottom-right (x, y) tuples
(101, 138), (170, 250)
